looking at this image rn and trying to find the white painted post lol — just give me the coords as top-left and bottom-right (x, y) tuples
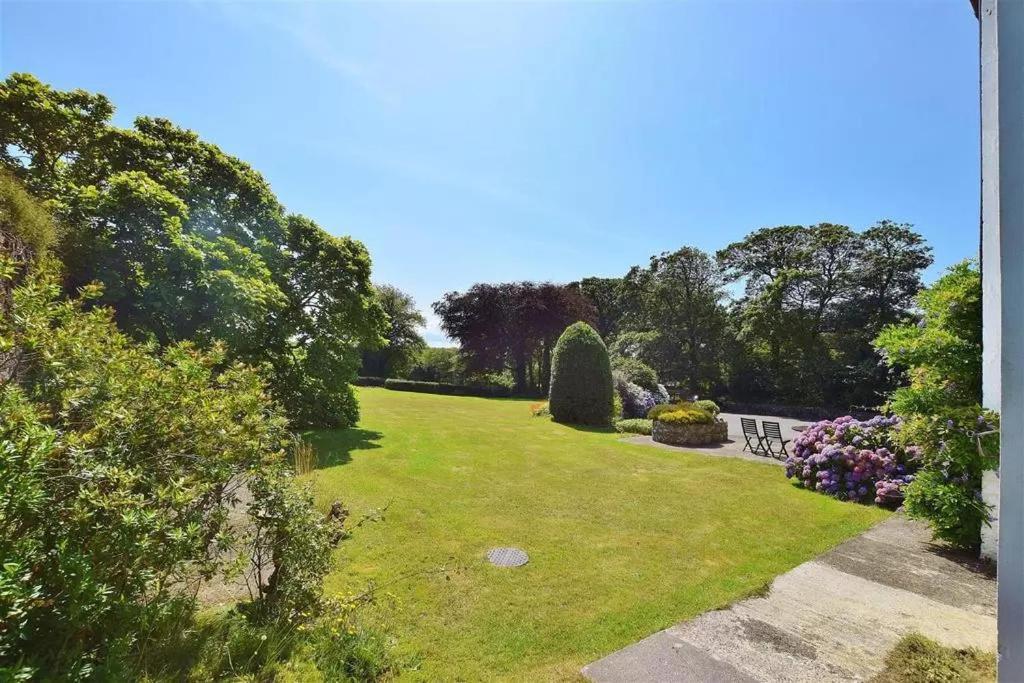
(982, 1), (1001, 412)
(989, 0), (1024, 678)
(980, 0), (1001, 563)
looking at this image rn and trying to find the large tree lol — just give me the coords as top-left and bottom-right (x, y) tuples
(0, 72), (386, 427)
(618, 247), (729, 395)
(432, 283), (508, 378)
(574, 277), (626, 340)
(361, 284), (427, 378)
(716, 222), (932, 407)
(433, 282), (594, 394)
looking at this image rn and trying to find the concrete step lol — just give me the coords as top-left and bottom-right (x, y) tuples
(582, 516), (996, 683)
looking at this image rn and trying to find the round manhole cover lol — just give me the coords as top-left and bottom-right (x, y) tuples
(487, 547), (529, 567)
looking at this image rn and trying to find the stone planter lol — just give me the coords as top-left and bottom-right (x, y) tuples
(652, 419), (728, 447)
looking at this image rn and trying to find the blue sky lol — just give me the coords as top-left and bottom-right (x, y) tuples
(2, 1), (979, 345)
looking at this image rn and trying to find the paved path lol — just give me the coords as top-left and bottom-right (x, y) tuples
(582, 515), (996, 682)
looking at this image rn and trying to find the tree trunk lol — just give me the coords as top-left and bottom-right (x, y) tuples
(541, 339), (552, 394)
(513, 350), (527, 394)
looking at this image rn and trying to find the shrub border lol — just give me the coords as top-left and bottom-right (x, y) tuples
(382, 378), (512, 398)
(717, 400), (878, 422)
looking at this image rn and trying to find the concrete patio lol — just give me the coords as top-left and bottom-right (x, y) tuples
(621, 412), (811, 466)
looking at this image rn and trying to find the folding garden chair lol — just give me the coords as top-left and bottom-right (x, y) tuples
(741, 417), (767, 456)
(761, 421), (791, 459)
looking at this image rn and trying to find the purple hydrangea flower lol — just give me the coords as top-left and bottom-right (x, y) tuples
(784, 413), (919, 508)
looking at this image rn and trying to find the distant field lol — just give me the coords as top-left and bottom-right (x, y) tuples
(307, 387), (888, 680)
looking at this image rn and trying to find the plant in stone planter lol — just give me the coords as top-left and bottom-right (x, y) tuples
(648, 402), (728, 446)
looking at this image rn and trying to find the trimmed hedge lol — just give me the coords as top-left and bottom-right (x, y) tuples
(382, 378), (511, 398)
(615, 418), (653, 435)
(717, 400), (878, 422)
(548, 322), (614, 426)
(354, 376), (387, 387)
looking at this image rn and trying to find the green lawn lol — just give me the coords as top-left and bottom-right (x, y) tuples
(306, 387), (888, 681)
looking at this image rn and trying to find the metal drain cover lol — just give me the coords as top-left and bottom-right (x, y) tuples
(487, 547), (528, 567)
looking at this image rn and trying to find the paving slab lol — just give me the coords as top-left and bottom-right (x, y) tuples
(582, 515), (996, 682)
(581, 631), (758, 683)
(820, 535), (995, 617)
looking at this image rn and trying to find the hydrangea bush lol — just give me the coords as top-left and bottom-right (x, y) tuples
(785, 415), (921, 505)
(614, 373), (656, 419)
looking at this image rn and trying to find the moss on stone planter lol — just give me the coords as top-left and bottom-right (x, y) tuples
(652, 419), (728, 446)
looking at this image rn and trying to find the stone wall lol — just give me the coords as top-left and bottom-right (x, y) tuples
(652, 419), (728, 447)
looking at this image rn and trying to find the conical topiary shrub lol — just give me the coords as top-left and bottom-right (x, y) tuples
(548, 321), (614, 426)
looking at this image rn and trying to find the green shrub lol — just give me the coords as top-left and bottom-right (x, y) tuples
(875, 261), (994, 550)
(648, 401), (714, 424)
(615, 418), (653, 435)
(383, 378), (511, 398)
(354, 375), (387, 386)
(148, 599), (401, 681)
(646, 403), (677, 419)
(607, 330), (661, 368)
(0, 170), (56, 256)
(655, 407), (715, 425)
(0, 258), (333, 678)
(270, 341), (364, 430)
(651, 403), (675, 419)
(694, 399), (721, 417)
(1, 75), (386, 431)
(548, 322), (614, 426)
(646, 401), (700, 419)
(611, 357), (658, 391)
(405, 346), (465, 383)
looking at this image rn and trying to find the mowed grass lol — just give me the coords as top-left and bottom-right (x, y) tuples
(307, 388), (889, 681)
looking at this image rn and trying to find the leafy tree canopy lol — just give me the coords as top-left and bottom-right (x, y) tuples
(0, 73), (385, 427)
(715, 221), (932, 407)
(619, 246), (728, 395)
(0, 189), (333, 677)
(875, 261), (991, 549)
(433, 281), (594, 394)
(361, 284), (427, 378)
